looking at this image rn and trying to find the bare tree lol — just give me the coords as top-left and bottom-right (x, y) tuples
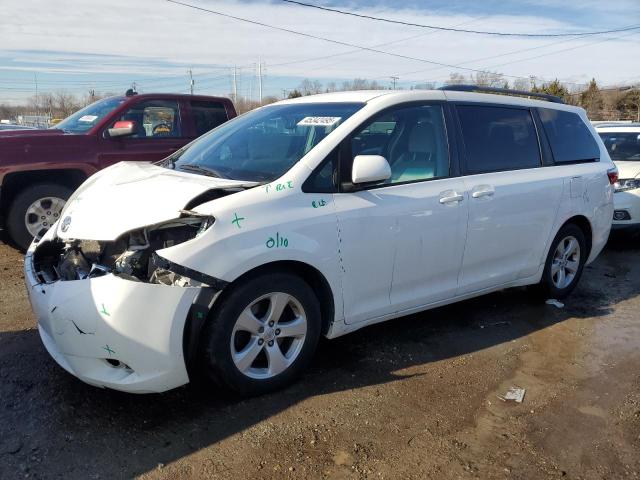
(446, 72), (467, 85)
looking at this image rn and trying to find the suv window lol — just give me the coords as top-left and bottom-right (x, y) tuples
(538, 108), (599, 163)
(350, 104), (449, 185)
(457, 105), (540, 174)
(191, 100), (228, 136)
(115, 99), (182, 138)
(599, 132), (640, 161)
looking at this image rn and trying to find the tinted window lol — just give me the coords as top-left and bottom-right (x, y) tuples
(115, 100), (182, 138)
(538, 108), (599, 162)
(457, 105), (540, 174)
(599, 132), (640, 161)
(351, 104), (449, 184)
(191, 100), (228, 136)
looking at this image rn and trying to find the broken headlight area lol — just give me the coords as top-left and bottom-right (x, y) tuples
(32, 215), (215, 287)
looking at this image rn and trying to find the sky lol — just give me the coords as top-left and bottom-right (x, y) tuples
(0, 0), (639, 105)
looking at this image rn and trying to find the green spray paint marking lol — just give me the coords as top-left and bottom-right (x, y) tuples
(99, 304), (111, 316)
(266, 232), (289, 248)
(231, 212), (245, 229)
(103, 344), (115, 355)
(196, 311), (204, 319)
(312, 199), (327, 208)
(265, 181), (294, 194)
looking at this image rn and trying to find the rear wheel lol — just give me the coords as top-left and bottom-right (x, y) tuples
(201, 272), (321, 396)
(6, 183), (71, 250)
(537, 223), (587, 299)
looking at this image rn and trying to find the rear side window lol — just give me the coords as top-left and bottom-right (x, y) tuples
(538, 108), (599, 163)
(457, 105), (541, 174)
(191, 101), (228, 136)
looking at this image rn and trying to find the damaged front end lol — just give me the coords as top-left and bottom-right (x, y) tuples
(25, 213), (226, 393)
(33, 213), (224, 289)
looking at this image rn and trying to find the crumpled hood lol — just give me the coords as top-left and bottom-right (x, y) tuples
(57, 161), (256, 241)
(615, 161), (640, 180)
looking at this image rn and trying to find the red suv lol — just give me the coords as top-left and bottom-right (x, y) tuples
(0, 92), (236, 249)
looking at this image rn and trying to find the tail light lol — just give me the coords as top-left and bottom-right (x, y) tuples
(607, 167), (619, 185)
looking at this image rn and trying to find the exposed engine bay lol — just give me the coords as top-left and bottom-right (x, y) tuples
(32, 213), (214, 287)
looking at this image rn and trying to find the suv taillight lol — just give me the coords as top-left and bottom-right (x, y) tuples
(607, 167), (619, 185)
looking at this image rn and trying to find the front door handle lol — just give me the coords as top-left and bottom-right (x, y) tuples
(439, 191), (464, 204)
(471, 185), (495, 198)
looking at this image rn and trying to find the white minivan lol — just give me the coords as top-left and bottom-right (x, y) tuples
(25, 86), (615, 395)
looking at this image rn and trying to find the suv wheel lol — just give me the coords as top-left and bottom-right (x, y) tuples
(6, 183), (72, 250)
(201, 272), (321, 396)
(538, 223), (587, 299)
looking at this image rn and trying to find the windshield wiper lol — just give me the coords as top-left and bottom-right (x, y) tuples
(178, 163), (227, 179)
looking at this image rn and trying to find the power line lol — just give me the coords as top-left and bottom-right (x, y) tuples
(282, 0), (640, 38)
(163, 0), (587, 83)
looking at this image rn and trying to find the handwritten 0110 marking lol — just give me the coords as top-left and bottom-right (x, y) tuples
(266, 232), (289, 248)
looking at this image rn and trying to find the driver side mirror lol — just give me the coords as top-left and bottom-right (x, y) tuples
(108, 120), (135, 138)
(352, 155), (391, 185)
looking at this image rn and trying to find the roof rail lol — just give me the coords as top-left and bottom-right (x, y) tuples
(438, 84), (564, 104)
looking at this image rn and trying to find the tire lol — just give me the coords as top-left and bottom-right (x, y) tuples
(537, 223), (587, 299)
(200, 272), (322, 396)
(6, 183), (72, 251)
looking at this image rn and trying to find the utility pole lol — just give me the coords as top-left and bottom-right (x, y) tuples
(257, 59), (263, 105)
(390, 75), (399, 90)
(232, 66), (238, 104)
(188, 69), (194, 95)
(34, 73), (39, 121)
(282, 88), (288, 99)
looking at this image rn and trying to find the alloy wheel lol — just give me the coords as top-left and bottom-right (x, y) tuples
(230, 292), (308, 379)
(551, 235), (581, 290)
(24, 196), (66, 238)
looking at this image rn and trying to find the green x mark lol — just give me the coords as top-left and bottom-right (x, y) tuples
(231, 212), (245, 229)
(99, 304), (111, 316)
(103, 344), (115, 355)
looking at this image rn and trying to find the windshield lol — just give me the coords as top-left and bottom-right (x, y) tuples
(170, 102), (364, 181)
(599, 132), (640, 161)
(53, 96), (126, 134)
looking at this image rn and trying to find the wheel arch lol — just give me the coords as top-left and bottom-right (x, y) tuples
(218, 260), (336, 336)
(183, 259), (337, 374)
(561, 214), (593, 259)
(1, 168), (88, 215)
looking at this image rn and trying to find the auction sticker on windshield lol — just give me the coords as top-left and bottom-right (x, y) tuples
(297, 116), (341, 127)
(78, 115), (98, 123)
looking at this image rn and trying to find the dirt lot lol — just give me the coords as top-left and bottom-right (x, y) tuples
(1, 234), (639, 480)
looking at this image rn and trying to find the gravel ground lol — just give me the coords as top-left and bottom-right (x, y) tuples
(0, 233), (639, 480)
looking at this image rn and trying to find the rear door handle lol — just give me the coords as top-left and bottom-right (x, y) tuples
(471, 185), (495, 198)
(439, 191), (464, 204)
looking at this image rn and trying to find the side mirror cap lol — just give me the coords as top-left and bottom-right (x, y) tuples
(108, 120), (135, 138)
(352, 155), (391, 185)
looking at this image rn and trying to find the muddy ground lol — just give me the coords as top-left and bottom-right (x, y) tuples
(0, 234), (639, 480)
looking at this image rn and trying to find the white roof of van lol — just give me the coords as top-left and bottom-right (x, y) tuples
(276, 89), (583, 112)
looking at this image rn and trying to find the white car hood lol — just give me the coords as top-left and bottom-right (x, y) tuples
(615, 161), (640, 180)
(57, 162), (255, 241)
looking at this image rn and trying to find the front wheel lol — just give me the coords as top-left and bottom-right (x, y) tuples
(6, 183), (72, 250)
(200, 272), (321, 396)
(537, 223), (587, 299)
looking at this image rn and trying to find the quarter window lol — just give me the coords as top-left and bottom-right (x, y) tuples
(350, 104), (450, 185)
(538, 108), (600, 163)
(457, 105), (541, 174)
(191, 100), (228, 136)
